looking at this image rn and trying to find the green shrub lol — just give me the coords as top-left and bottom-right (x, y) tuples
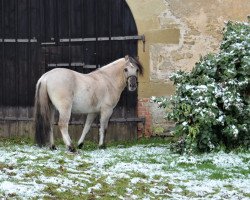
(152, 21), (250, 153)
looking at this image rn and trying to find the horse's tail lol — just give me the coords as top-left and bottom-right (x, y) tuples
(34, 79), (52, 147)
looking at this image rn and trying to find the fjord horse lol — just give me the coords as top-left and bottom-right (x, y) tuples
(34, 56), (143, 152)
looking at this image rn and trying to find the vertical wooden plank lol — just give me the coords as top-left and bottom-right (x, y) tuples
(39, 0), (45, 43)
(47, 0), (59, 67)
(11, 122), (19, 137)
(17, 0), (28, 107)
(96, 0), (110, 66)
(57, 0), (69, 67)
(0, 0), (3, 109)
(70, 0), (82, 72)
(0, 121), (9, 137)
(29, 0), (42, 107)
(111, 0), (124, 59)
(18, 121), (33, 138)
(70, 0), (81, 39)
(44, 0), (55, 42)
(82, 0), (97, 71)
(3, 0), (17, 110)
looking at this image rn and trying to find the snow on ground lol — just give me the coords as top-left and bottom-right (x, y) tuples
(0, 144), (249, 199)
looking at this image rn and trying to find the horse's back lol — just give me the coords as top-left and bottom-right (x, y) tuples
(42, 68), (101, 114)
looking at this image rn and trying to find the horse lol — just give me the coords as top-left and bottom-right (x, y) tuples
(34, 55), (143, 152)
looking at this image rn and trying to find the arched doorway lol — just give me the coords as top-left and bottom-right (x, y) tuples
(0, 0), (144, 141)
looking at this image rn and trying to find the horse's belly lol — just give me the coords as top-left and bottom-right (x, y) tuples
(71, 95), (100, 114)
(71, 104), (98, 114)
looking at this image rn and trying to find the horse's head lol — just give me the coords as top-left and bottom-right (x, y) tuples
(124, 55), (143, 92)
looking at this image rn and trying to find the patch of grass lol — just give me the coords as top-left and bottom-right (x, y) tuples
(24, 171), (38, 178)
(230, 167), (250, 177)
(43, 183), (96, 200)
(3, 192), (18, 198)
(165, 182), (174, 192)
(76, 162), (92, 170)
(0, 163), (14, 170)
(153, 175), (162, 180)
(197, 161), (217, 170)
(177, 162), (195, 168)
(87, 177), (114, 199)
(0, 136), (170, 151)
(244, 192), (250, 198)
(224, 184), (234, 190)
(0, 136), (33, 146)
(161, 165), (180, 172)
(181, 187), (197, 198)
(40, 167), (61, 177)
(129, 171), (148, 179)
(102, 161), (115, 169)
(16, 157), (28, 163)
(113, 178), (130, 196)
(138, 156), (161, 164)
(81, 141), (99, 151)
(209, 172), (232, 180)
(107, 137), (170, 149)
(133, 181), (151, 196)
(115, 154), (133, 163)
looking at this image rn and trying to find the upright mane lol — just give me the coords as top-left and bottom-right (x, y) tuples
(128, 56), (144, 75)
(93, 56), (143, 76)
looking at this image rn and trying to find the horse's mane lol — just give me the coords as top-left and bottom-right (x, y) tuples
(93, 56), (143, 75)
(128, 56), (144, 75)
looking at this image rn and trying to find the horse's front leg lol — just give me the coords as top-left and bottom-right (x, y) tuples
(99, 109), (113, 149)
(78, 113), (97, 149)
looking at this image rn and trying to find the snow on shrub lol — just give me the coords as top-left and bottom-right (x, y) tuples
(153, 21), (250, 153)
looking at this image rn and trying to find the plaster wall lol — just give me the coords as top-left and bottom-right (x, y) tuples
(126, 0), (250, 135)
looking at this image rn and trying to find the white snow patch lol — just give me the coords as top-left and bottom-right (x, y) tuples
(88, 183), (102, 193)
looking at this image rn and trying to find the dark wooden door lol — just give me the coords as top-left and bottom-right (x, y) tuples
(0, 0), (144, 141)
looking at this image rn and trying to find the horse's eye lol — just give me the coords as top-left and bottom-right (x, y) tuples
(124, 68), (128, 72)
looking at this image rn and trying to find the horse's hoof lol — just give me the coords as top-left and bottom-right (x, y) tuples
(68, 146), (76, 153)
(78, 143), (83, 149)
(99, 144), (106, 149)
(50, 145), (57, 150)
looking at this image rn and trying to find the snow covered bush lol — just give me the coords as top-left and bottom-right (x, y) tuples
(153, 21), (250, 153)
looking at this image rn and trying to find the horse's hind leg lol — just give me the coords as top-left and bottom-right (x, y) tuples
(78, 113), (97, 149)
(99, 109), (113, 149)
(58, 106), (75, 152)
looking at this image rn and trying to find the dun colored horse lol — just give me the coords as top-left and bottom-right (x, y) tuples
(34, 55), (143, 152)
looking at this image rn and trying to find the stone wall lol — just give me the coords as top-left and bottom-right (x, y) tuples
(127, 0), (250, 136)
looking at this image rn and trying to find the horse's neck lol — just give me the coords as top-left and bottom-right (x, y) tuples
(100, 59), (127, 91)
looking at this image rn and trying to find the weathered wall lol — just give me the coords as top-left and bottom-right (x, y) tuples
(126, 0), (250, 135)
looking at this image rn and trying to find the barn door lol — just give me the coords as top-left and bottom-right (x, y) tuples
(0, 0), (144, 141)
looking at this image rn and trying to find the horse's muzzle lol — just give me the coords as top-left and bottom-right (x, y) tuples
(127, 76), (137, 92)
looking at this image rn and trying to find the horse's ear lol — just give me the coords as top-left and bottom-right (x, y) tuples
(125, 55), (129, 61)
